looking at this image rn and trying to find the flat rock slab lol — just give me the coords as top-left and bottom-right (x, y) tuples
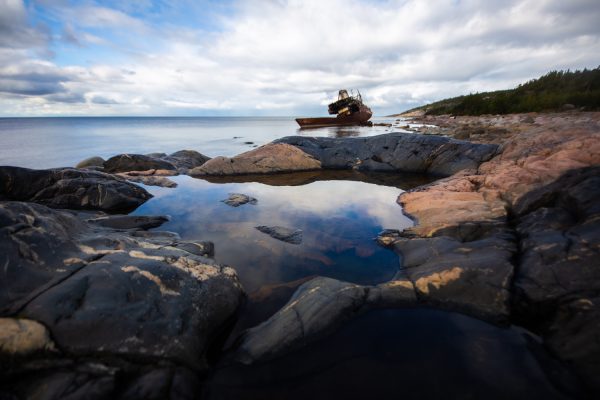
(190, 143), (321, 176)
(119, 174), (178, 188)
(276, 133), (499, 176)
(255, 225), (302, 244)
(0, 201), (244, 372)
(222, 193), (257, 207)
(0, 166), (152, 213)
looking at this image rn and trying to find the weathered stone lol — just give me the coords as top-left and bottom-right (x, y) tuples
(366, 279), (417, 307)
(0, 318), (56, 356)
(76, 156), (105, 169)
(103, 154), (176, 173)
(221, 193), (257, 207)
(190, 143), (321, 176)
(0, 166), (151, 213)
(376, 229), (402, 247)
(0, 201), (244, 372)
(276, 133), (499, 176)
(234, 277), (368, 364)
(255, 225), (302, 244)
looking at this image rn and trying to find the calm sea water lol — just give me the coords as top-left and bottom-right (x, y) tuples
(0, 116), (405, 169)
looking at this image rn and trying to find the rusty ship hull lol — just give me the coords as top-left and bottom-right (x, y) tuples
(295, 104), (373, 128)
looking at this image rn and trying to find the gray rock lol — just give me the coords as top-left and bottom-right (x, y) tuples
(275, 133), (499, 176)
(376, 229), (402, 247)
(0, 201), (244, 372)
(393, 233), (516, 322)
(0, 166), (152, 213)
(163, 150), (210, 172)
(234, 277), (368, 364)
(76, 156), (105, 169)
(87, 215), (170, 230)
(222, 193), (257, 207)
(103, 154), (176, 173)
(255, 225), (302, 244)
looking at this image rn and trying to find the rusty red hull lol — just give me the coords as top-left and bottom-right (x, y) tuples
(296, 105), (372, 128)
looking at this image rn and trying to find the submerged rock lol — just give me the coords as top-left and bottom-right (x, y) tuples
(87, 214), (170, 230)
(255, 225), (303, 244)
(119, 174), (178, 188)
(222, 193), (257, 207)
(190, 143), (321, 176)
(0, 166), (151, 213)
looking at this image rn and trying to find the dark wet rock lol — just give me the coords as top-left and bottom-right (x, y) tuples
(394, 233), (516, 322)
(234, 277), (368, 364)
(221, 193), (257, 207)
(0, 201), (244, 373)
(190, 143), (321, 176)
(173, 241), (215, 258)
(2, 360), (200, 400)
(103, 154), (176, 173)
(75, 156), (105, 169)
(162, 150), (211, 172)
(87, 214), (170, 230)
(276, 133), (499, 176)
(509, 167), (600, 393)
(119, 174), (178, 188)
(0, 166), (151, 213)
(244, 142), (254, 145)
(145, 152), (168, 158)
(255, 225), (302, 244)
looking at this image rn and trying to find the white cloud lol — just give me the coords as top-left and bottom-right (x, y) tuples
(0, 0), (599, 115)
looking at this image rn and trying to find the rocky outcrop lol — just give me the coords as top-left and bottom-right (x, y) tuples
(189, 143), (321, 176)
(163, 150), (211, 172)
(255, 225), (303, 244)
(0, 201), (244, 397)
(276, 133), (499, 176)
(0, 166), (151, 213)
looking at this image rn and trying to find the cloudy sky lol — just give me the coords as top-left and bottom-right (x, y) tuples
(1, 0), (599, 116)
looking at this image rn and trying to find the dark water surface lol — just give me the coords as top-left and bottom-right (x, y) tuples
(0, 116), (407, 169)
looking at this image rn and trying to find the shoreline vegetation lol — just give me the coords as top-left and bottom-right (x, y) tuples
(393, 67), (600, 117)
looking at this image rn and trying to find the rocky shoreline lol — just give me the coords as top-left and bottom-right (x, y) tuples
(1, 111), (599, 398)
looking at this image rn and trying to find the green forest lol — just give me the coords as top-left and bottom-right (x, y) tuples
(407, 67), (600, 116)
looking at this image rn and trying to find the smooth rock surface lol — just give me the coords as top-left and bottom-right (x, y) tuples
(190, 143), (321, 176)
(255, 225), (302, 244)
(0, 201), (244, 372)
(276, 133), (499, 175)
(0, 166), (151, 213)
(75, 156), (105, 169)
(0, 318), (56, 356)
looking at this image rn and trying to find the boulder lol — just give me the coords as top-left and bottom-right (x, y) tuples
(255, 225), (302, 244)
(0, 166), (152, 213)
(163, 150), (210, 172)
(276, 133), (499, 176)
(103, 154), (176, 173)
(189, 143), (321, 176)
(75, 156), (105, 169)
(119, 174), (178, 188)
(0, 201), (244, 372)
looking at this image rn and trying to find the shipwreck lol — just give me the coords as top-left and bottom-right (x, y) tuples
(296, 89), (373, 128)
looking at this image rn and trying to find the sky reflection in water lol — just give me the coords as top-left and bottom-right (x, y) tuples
(133, 171), (429, 293)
